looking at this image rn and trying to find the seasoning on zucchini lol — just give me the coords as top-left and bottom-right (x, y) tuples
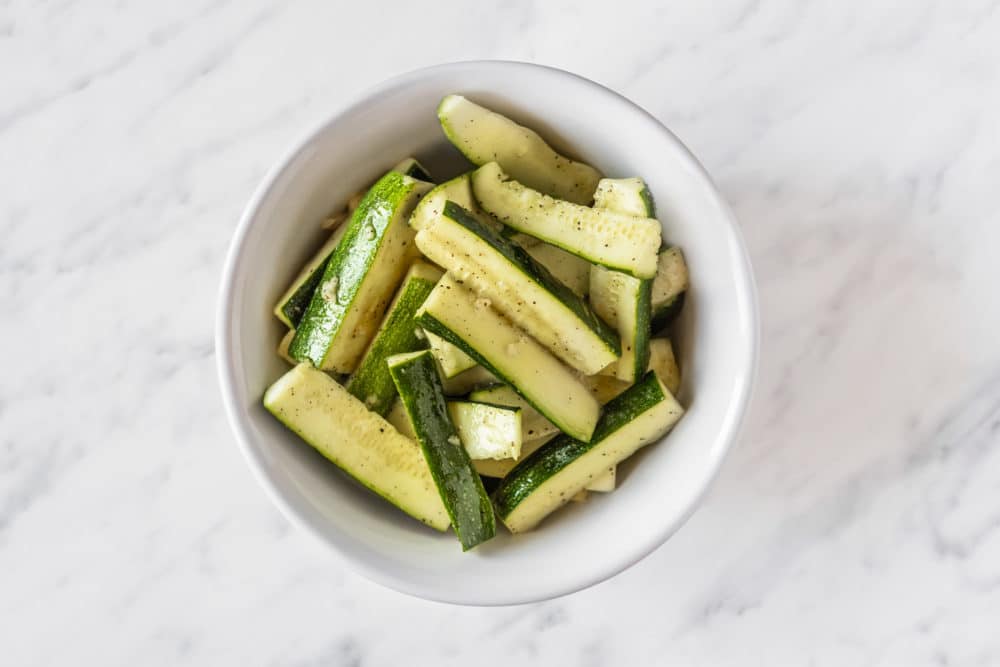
(415, 273), (600, 442)
(345, 261), (442, 415)
(471, 161), (662, 278)
(415, 200), (620, 374)
(524, 242), (591, 297)
(651, 246), (689, 332)
(447, 401), (522, 460)
(589, 176), (655, 383)
(425, 329), (477, 378)
(264, 363), (449, 530)
(387, 350), (495, 550)
(648, 338), (681, 395)
(289, 171), (431, 372)
(468, 384), (559, 441)
(437, 94), (602, 204)
(493, 371), (684, 533)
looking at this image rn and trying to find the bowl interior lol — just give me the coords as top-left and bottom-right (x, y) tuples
(218, 62), (756, 605)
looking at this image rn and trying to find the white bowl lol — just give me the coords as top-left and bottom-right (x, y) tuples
(216, 61), (758, 605)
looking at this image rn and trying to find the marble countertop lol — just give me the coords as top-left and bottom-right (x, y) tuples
(4, 1), (1000, 664)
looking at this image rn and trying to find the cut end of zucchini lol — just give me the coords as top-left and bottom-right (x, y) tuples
(448, 401), (522, 461)
(472, 162), (662, 278)
(387, 350), (496, 550)
(264, 363), (450, 531)
(494, 371), (683, 533)
(437, 95), (602, 205)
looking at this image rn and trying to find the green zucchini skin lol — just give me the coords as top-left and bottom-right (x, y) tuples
(274, 226), (348, 328)
(493, 371), (678, 525)
(437, 94), (602, 205)
(435, 201), (620, 359)
(388, 351), (496, 551)
(631, 279), (653, 380)
(279, 255), (330, 327)
(471, 162), (662, 278)
(289, 171), (427, 372)
(649, 246), (689, 333)
(651, 292), (686, 333)
(590, 177), (656, 382)
(415, 297), (598, 443)
(345, 262), (441, 415)
(392, 157), (433, 182)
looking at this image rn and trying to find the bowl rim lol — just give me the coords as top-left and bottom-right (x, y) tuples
(216, 59), (759, 606)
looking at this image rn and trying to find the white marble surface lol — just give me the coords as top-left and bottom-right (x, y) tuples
(3, 1), (1000, 664)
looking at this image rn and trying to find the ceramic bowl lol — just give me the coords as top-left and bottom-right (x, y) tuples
(216, 61), (758, 605)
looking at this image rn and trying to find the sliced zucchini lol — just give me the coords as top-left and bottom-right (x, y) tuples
(589, 177), (655, 383)
(416, 201), (619, 374)
(437, 94), (601, 205)
(651, 246), (689, 332)
(386, 399), (416, 439)
(570, 490), (590, 503)
(587, 466), (616, 492)
(409, 173), (500, 232)
(387, 351), (495, 550)
(590, 267), (651, 383)
(472, 433), (556, 478)
(415, 274), (600, 442)
(289, 171), (431, 372)
(468, 384), (559, 441)
(648, 338), (681, 395)
(345, 261), (442, 415)
(426, 330), (477, 378)
(494, 371), (684, 533)
(440, 364), (497, 396)
(264, 363), (449, 530)
(472, 162), (661, 278)
(475, 434), (615, 493)
(273, 223), (349, 328)
(391, 156), (432, 182)
(580, 373), (632, 405)
(447, 401), (522, 460)
(524, 242), (591, 297)
(592, 177), (654, 217)
(277, 329), (297, 365)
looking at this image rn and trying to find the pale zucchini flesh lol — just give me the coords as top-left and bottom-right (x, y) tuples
(468, 384), (559, 441)
(416, 201), (619, 374)
(590, 266), (651, 383)
(592, 177), (654, 217)
(289, 171), (431, 372)
(415, 274), (600, 442)
(408, 172), (500, 233)
(439, 364), (497, 396)
(651, 246), (689, 332)
(586, 466), (616, 492)
(447, 401), (522, 460)
(277, 329), (296, 365)
(494, 372), (684, 533)
(437, 94), (602, 205)
(345, 261), (442, 415)
(426, 330), (477, 378)
(525, 242), (591, 297)
(472, 433), (556, 478)
(472, 162), (662, 278)
(589, 176), (655, 383)
(648, 338), (681, 395)
(264, 363), (449, 530)
(475, 433), (616, 494)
